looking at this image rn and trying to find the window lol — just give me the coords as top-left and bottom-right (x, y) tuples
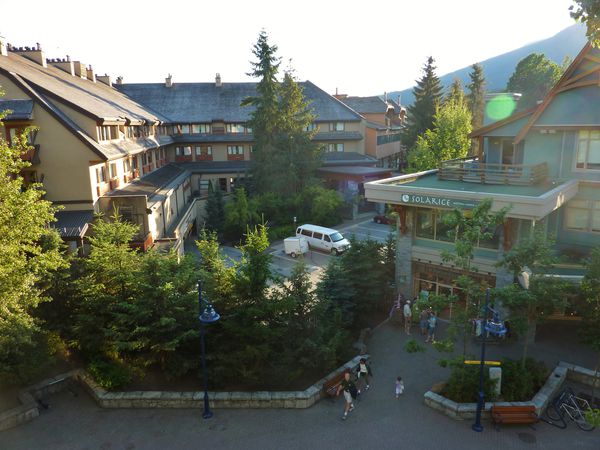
(565, 199), (600, 233)
(330, 122), (345, 131)
(120, 206), (134, 223)
(313, 232), (323, 240)
(147, 152), (153, 163)
(109, 163), (117, 179)
(98, 126), (111, 141)
(576, 131), (600, 170)
(192, 123), (211, 134)
(195, 146), (212, 155)
(183, 146), (192, 156)
(327, 143), (344, 152)
(199, 180), (210, 192)
(301, 229), (312, 237)
(175, 124), (190, 134)
(226, 123), (246, 134)
(219, 178), (227, 191)
(96, 166), (107, 183)
(246, 126), (252, 133)
(227, 145), (244, 155)
(305, 123), (318, 132)
(123, 159), (131, 173)
(324, 235), (331, 242)
(415, 208), (500, 248)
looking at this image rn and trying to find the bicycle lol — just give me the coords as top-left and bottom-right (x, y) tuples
(543, 387), (595, 431)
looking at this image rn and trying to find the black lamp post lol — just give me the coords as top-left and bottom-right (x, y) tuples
(472, 288), (506, 432)
(198, 282), (220, 419)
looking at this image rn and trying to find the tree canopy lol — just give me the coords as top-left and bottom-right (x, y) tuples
(570, 1), (600, 47)
(402, 56), (443, 150)
(466, 63), (486, 130)
(506, 53), (565, 109)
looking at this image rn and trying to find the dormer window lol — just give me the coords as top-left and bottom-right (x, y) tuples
(226, 123), (246, 134)
(305, 123), (318, 132)
(330, 122), (345, 132)
(192, 124), (211, 134)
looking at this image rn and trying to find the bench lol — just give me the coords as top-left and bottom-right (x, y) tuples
(491, 405), (538, 428)
(323, 372), (346, 399)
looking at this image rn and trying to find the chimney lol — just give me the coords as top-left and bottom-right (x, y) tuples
(215, 73), (222, 87)
(47, 56), (74, 76)
(11, 43), (47, 67)
(97, 73), (111, 87)
(86, 65), (96, 82)
(73, 61), (86, 79)
(165, 73), (172, 88)
(116, 76), (123, 85)
(0, 35), (7, 57)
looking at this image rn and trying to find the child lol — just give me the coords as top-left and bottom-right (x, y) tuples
(426, 311), (437, 343)
(395, 376), (404, 399)
(356, 358), (372, 394)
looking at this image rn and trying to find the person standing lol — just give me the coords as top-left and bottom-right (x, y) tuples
(419, 308), (429, 336)
(337, 370), (357, 420)
(403, 300), (412, 335)
(426, 310), (437, 343)
(356, 358), (372, 394)
(395, 376), (404, 399)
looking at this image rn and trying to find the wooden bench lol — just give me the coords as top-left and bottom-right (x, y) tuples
(491, 405), (538, 428)
(323, 372), (346, 399)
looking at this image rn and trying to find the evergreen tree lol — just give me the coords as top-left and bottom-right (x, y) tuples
(223, 187), (259, 241)
(506, 53), (564, 110)
(445, 78), (465, 104)
(243, 30), (282, 194)
(402, 56), (443, 149)
(408, 93), (472, 172)
(0, 108), (66, 383)
(466, 63), (486, 130)
(204, 180), (225, 233)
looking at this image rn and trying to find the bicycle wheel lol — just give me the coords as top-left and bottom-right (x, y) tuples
(545, 403), (563, 421)
(575, 415), (595, 432)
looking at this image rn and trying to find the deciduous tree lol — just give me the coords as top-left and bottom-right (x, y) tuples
(570, 1), (600, 47)
(506, 53), (564, 109)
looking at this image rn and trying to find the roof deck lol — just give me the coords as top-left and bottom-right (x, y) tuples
(438, 157), (548, 186)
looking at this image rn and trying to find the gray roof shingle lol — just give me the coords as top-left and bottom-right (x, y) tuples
(52, 210), (94, 238)
(116, 80), (362, 124)
(339, 96), (390, 114)
(0, 99), (34, 120)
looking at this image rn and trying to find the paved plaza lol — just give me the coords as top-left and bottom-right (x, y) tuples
(2, 319), (599, 450)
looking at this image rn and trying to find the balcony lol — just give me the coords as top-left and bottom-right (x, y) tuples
(437, 158), (548, 186)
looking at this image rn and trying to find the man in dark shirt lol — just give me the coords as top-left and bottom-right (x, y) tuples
(336, 370), (357, 420)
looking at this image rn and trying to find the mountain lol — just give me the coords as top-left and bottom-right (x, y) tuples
(388, 24), (588, 106)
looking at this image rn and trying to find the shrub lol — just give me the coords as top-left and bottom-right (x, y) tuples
(404, 338), (426, 353)
(88, 359), (133, 390)
(441, 363), (497, 403)
(500, 357), (548, 401)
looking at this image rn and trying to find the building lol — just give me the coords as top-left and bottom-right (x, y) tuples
(365, 42), (599, 316)
(0, 38), (393, 254)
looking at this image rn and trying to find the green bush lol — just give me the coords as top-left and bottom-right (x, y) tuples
(500, 358), (548, 401)
(268, 224), (296, 241)
(404, 338), (426, 353)
(441, 363), (497, 403)
(88, 359), (133, 390)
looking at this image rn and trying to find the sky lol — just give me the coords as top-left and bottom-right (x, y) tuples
(0, 0), (579, 96)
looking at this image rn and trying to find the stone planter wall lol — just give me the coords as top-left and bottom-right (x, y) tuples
(79, 355), (367, 409)
(423, 364), (568, 421)
(559, 361), (600, 388)
(0, 369), (80, 431)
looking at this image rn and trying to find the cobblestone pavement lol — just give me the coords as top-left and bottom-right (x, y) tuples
(2, 320), (599, 450)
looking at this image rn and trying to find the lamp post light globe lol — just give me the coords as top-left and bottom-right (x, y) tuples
(197, 282), (220, 419)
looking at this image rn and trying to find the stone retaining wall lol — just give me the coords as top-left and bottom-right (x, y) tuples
(423, 364), (568, 421)
(559, 361), (600, 388)
(79, 355), (367, 409)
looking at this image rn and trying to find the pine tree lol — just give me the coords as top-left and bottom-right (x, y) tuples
(243, 30), (282, 193)
(204, 180), (225, 233)
(446, 78), (465, 104)
(402, 56), (443, 149)
(466, 63), (486, 130)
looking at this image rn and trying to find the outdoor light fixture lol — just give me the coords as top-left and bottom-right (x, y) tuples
(198, 282), (220, 419)
(472, 288), (507, 433)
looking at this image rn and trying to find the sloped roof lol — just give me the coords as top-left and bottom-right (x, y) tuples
(0, 99), (33, 120)
(322, 151), (377, 166)
(107, 164), (187, 199)
(339, 96), (390, 114)
(53, 210), (93, 238)
(116, 80), (362, 123)
(0, 52), (165, 123)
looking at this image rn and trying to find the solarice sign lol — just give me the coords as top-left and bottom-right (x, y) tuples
(399, 193), (478, 209)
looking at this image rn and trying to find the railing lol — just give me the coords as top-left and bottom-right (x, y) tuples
(438, 158), (548, 185)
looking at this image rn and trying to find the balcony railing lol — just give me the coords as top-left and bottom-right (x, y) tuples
(437, 158), (548, 185)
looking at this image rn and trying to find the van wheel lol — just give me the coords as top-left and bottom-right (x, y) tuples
(290, 252), (297, 258)
(332, 248), (340, 256)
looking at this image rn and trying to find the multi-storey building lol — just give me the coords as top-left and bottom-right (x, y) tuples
(0, 38), (393, 254)
(365, 42), (599, 318)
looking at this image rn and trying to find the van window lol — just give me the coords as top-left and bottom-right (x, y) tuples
(313, 232), (323, 240)
(324, 235), (331, 242)
(301, 229), (312, 237)
(330, 232), (344, 242)
(296, 228), (301, 235)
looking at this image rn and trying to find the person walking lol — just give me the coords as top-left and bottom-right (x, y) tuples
(337, 370), (357, 420)
(403, 300), (412, 335)
(419, 308), (429, 336)
(426, 310), (437, 343)
(395, 376), (404, 399)
(356, 358), (372, 394)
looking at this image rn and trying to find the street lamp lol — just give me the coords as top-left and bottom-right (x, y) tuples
(198, 282), (220, 419)
(472, 288), (507, 432)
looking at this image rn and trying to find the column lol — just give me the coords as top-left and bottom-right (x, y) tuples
(394, 206), (414, 296)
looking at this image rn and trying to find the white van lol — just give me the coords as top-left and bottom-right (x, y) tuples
(295, 224), (351, 255)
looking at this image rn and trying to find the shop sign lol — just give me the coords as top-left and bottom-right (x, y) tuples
(399, 193), (478, 209)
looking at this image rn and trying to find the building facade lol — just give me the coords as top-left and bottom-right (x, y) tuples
(365, 43), (600, 317)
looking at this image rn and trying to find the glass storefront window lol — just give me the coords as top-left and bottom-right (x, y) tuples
(416, 209), (434, 239)
(435, 211), (455, 242)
